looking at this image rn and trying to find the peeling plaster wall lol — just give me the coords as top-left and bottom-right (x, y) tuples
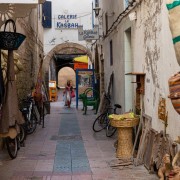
(133, 0), (180, 139)
(101, 0), (180, 140)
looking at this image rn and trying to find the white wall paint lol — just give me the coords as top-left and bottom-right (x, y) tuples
(101, 0), (180, 140)
(44, 0), (93, 55)
(124, 29), (133, 112)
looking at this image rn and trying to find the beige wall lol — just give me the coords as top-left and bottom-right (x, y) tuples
(15, 7), (44, 100)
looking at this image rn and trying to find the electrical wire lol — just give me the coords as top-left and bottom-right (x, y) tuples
(90, 0), (140, 48)
(43, 13), (92, 21)
(104, 0), (140, 39)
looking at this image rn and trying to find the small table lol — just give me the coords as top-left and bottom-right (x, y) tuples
(110, 118), (139, 159)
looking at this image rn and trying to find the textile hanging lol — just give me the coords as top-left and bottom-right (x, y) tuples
(0, 50), (24, 133)
(166, 0), (180, 65)
(0, 50), (5, 105)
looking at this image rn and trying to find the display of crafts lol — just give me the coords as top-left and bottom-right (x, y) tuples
(108, 112), (137, 120)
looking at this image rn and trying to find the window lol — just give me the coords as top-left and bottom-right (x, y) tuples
(110, 40), (113, 66)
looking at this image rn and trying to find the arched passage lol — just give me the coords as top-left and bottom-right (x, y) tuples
(43, 42), (92, 88)
(58, 67), (76, 88)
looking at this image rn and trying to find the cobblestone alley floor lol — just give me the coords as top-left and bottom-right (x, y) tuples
(0, 91), (158, 180)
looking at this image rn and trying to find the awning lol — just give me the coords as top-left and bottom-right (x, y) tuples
(0, 1), (45, 27)
(74, 56), (88, 63)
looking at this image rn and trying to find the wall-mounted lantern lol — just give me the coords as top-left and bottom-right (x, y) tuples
(93, 7), (101, 17)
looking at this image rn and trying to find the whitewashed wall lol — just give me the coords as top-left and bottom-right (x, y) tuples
(131, 0), (180, 140)
(101, 0), (180, 140)
(44, 0), (93, 55)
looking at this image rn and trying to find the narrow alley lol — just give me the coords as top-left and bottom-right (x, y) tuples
(0, 91), (158, 180)
(0, 1), (180, 180)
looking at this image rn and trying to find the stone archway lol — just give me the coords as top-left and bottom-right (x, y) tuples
(43, 42), (92, 90)
(43, 42), (92, 72)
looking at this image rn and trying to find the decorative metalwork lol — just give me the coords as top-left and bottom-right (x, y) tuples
(0, 4), (14, 23)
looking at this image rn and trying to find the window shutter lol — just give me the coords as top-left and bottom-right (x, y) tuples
(42, 1), (52, 28)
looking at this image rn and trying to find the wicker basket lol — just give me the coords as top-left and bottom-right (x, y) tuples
(110, 117), (139, 128)
(116, 127), (133, 158)
(110, 117), (139, 158)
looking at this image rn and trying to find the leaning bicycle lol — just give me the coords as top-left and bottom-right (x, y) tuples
(20, 95), (37, 135)
(92, 94), (121, 137)
(2, 124), (22, 159)
(106, 104), (121, 137)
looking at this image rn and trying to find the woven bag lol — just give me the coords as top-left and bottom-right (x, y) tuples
(168, 72), (180, 114)
(0, 19), (26, 50)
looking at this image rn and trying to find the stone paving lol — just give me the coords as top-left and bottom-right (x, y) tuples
(0, 91), (158, 180)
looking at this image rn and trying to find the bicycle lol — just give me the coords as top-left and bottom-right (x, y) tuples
(2, 125), (22, 159)
(106, 104), (121, 137)
(92, 94), (121, 137)
(5, 136), (19, 159)
(20, 95), (37, 135)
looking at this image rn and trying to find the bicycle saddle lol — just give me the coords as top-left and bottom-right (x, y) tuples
(114, 104), (121, 109)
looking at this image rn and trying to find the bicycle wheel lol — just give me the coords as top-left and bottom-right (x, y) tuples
(5, 137), (18, 159)
(106, 120), (117, 137)
(26, 113), (37, 135)
(92, 113), (107, 132)
(18, 125), (26, 144)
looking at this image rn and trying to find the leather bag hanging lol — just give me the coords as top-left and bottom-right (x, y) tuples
(168, 72), (180, 114)
(71, 90), (75, 98)
(0, 19), (26, 50)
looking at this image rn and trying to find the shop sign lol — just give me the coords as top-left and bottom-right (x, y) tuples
(78, 25), (99, 41)
(54, 14), (79, 29)
(74, 62), (88, 70)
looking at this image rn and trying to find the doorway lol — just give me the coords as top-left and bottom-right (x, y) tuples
(124, 28), (133, 112)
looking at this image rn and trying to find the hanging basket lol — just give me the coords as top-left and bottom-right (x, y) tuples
(0, 19), (26, 50)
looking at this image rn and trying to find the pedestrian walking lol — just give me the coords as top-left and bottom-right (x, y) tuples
(63, 80), (75, 108)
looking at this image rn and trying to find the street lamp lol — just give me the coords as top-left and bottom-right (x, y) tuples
(93, 7), (101, 17)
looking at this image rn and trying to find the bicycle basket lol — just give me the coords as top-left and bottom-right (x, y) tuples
(0, 19), (26, 50)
